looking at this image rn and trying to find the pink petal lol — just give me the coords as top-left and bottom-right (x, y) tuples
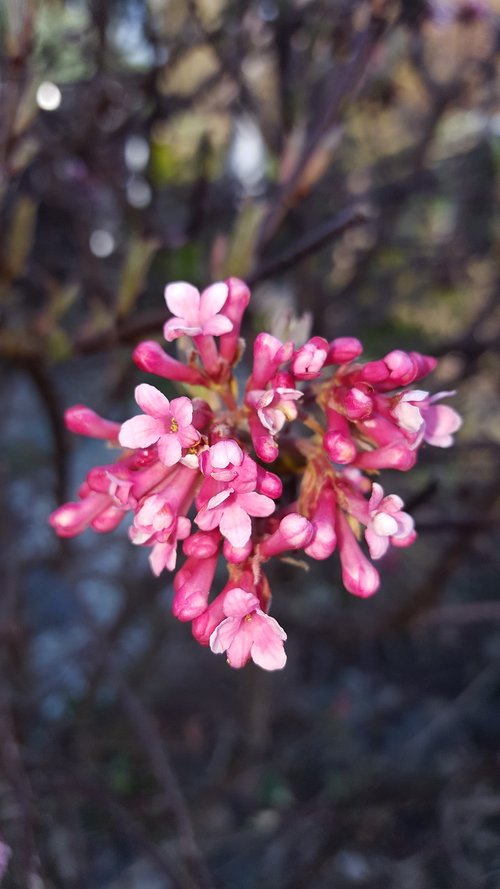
(251, 616), (287, 670)
(365, 528), (389, 560)
(135, 383), (170, 418)
(157, 434), (182, 466)
(369, 482), (384, 511)
(163, 318), (202, 341)
(178, 426), (200, 448)
(195, 505), (222, 532)
(210, 440), (243, 469)
(164, 282), (200, 324)
(202, 314), (234, 336)
(223, 587), (260, 618)
(199, 282), (229, 323)
(372, 513), (399, 537)
(400, 389), (429, 403)
(226, 626), (254, 668)
(170, 396), (193, 427)
(207, 488), (233, 510)
(393, 512), (415, 540)
(428, 389), (457, 403)
(380, 494), (404, 514)
(119, 415), (163, 449)
(393, 402), (424, 434)
(219, 503), (252, 548)
(149, 541), (176, 576)
(210, 616), (241, 654)
(238, 491), (275, 518)
(423, 405), (462, 447)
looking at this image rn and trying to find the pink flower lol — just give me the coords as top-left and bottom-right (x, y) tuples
(304, 485), (337, 560)
(249, 333), (294, 389)
(133, 340), (206, 385)
(49, 492), (119, 537)
(392, 390), (462, 448)
(334, 385), (373, 420)
(163, 281), (233, 341)
(65, 405), (121, 441)
(291, 336), (329, 380)
(364, 483), (415, 560)
(354, 442), (417, 471)
(326, 337), (363, 365)
(129, 507), (191, 576)
(119, 384), (200, 466)
(324, 409), (357, 464)
(173, 551), (219, 621)
(246, 384), (302, 436)
(196, 445), (276, 548)
(336, 508), (380, 598)
(210, 588), (287, 670)
(218, 277), (251, 364)
(259, 513), (314, 558)
(199, 439), (244, 480)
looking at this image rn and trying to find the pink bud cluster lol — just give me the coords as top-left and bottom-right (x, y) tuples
(50, 278), (461, 671)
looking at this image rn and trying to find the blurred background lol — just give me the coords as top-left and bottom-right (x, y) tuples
(1, 1), (500, 886)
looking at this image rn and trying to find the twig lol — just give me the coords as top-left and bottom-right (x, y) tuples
(404, 660), (500, 761)
(0, 690), (44, 889)
(417, 602), (500, 627)
(256, 9), (389, 249)
(72, 206), (371, 356)
(74, 594), (215, 889)
(247, 207), (371, 287)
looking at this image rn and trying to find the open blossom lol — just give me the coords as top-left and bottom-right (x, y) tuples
(210, 588), (287, 670)
(196, 445), (276, 548)
(392, 390), (462, 448)
(365, 483), (415, 560)
(119, 384), (200, 466)
(291, 336), (329, 380)
(163, 281), (233, 341)
(246, 384), (302, 435)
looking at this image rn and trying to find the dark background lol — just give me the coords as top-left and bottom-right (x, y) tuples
(1, 1), (500, 886)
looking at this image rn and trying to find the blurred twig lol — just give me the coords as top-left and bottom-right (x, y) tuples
(74, 593), (215, 889)
(256, 8), (390, 249)
(0, 690), (44, 888)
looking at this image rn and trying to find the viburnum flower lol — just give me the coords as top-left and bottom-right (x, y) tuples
(209, 587), (287, 670)
(246, 379), (302, 436)
(163, 281), (233, 341)
(365, 483), (416, 560)
(49, 275), (462, 671)
(119, 384), (200, 466)
(195, 444), (276, 548)
(392, 389), (462, 448)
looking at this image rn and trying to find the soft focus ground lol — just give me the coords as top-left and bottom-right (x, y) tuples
(1, 1), (500, 887)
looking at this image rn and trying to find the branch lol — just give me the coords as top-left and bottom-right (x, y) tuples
(74, 594), (215, 889)
(256, 9), (389, 249)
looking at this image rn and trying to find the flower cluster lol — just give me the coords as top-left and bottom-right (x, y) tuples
(49, 279), (461, 670)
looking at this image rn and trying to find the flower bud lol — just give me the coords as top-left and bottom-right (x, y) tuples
(133, 341), (205, 385)
(326, 337), (363, 365)
(65, 406), (121, 441)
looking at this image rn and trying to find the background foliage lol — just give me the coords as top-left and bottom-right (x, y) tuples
(1, 1), (500, 886)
